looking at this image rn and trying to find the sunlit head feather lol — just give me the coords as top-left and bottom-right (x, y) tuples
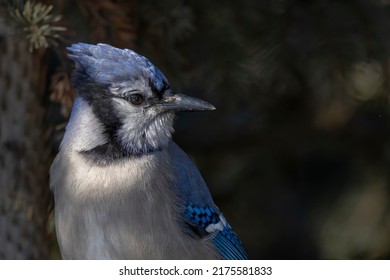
(67, 43), (168, 94)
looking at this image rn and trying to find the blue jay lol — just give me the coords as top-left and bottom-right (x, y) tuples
(50, 43), (248, 260)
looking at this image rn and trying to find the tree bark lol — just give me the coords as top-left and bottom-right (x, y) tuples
(0, 22), (50, 259)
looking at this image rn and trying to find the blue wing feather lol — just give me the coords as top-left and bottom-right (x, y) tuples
(184, 204), (248, 260)
(213, 224), (248, 259)
(168, 142), (248, 259)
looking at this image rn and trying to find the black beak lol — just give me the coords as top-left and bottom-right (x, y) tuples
(158, 93), (216, 112)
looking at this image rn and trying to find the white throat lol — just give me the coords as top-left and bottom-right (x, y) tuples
(113, 98), (175, 154)
(60, 97), (175, 155)
(60, 97), (108, 152)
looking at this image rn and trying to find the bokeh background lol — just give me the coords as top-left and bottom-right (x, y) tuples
(0, 0), (389, 259)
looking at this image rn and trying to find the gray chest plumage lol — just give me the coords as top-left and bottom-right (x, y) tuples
(50, 146), (218, 259)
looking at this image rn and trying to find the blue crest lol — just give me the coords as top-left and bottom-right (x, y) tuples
(67, 43), (168, 89)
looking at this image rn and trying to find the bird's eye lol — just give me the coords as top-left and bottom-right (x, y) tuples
(129, 94), (144, 105)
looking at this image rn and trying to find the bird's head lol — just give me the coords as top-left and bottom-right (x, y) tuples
(67, 43), (214, 157)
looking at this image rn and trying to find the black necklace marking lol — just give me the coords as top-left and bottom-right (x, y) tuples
(80, 142), (131, 165)
(80, 141), (163, 165)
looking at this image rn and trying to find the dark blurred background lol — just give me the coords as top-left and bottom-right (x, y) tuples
(0, 0), (389, 259)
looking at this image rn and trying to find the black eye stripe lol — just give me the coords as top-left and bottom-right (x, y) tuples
(161, 83), (170, 92)
(149, 79), (170, 98)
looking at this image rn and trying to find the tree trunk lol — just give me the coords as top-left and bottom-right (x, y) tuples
(0, 21), (50, 259)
